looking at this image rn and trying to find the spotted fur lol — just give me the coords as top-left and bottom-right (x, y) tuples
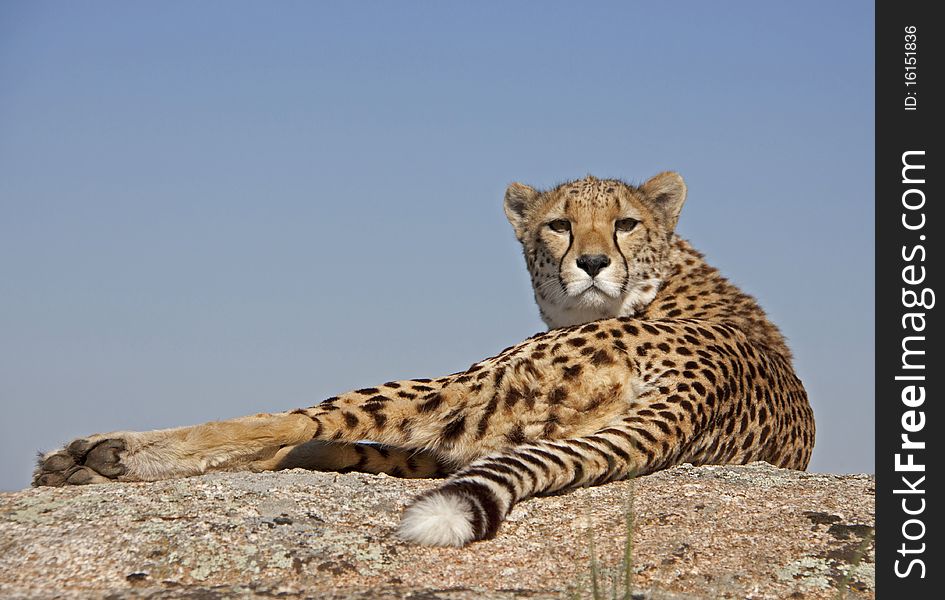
(34, 172), (815, 547)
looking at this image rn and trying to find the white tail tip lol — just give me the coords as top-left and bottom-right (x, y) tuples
(398, 492), (475, 547)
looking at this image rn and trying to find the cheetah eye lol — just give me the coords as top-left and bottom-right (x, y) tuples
(547, 219), (571, 233)
(615, 218), (638, 232)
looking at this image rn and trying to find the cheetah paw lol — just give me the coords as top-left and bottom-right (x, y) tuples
(33, 437), (128, 486)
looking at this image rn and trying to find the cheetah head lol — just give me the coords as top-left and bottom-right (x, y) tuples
(504, 172), (687, 329)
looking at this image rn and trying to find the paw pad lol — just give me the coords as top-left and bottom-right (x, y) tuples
(34, 438), (127, 486)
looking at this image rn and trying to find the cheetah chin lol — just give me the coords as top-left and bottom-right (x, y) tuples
(573, 284), (621, 306)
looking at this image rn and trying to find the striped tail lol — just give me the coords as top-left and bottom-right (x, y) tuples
(398, 423), (644, 546)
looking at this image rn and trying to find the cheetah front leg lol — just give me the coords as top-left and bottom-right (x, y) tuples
(34, 368), (494, 486)
(35, 320), (658, 489)
(34, 411), (451, 486)
(34, 412), (321, 485)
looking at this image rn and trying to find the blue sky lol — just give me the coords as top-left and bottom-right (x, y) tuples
(0, 1), (874, 490)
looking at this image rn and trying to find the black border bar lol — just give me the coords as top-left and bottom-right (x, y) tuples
(875, 1), (941, 596)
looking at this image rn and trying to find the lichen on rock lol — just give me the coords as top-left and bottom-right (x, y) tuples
(0, 463), (874, 599)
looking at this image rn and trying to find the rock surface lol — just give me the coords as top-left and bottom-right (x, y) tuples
(0, 463), (874, 599)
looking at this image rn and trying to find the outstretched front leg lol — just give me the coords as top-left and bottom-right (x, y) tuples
(35, 432), (449, 486)
(35, 413), (319, 485)
(33, 398), (457, 486)
(35, 323), (636, 486)
(33, 353), (538, 486)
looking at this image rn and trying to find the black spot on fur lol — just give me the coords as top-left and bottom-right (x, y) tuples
(591, 350), (614, 365)
(506, 425), (527, 444)
(442, 415), (467, 441)
(475, 395), (501, 439)
(549, 386), (568, 404)
(493, 367), (507, 390)
(504, 387), (523, 410)
(562, 364), (583, 379)
(418, 393), (444, 413)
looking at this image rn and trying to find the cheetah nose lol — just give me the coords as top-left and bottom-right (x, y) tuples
(576, 254), (611, 277)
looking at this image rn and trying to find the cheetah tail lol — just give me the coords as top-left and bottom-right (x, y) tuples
(398, 425), (644, 546)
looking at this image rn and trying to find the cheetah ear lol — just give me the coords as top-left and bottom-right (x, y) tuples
(641, 171), (687, 230)
(504, 182), (539, 241)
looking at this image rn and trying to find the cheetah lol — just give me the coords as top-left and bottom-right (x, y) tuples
(33, 171), (815, 547)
